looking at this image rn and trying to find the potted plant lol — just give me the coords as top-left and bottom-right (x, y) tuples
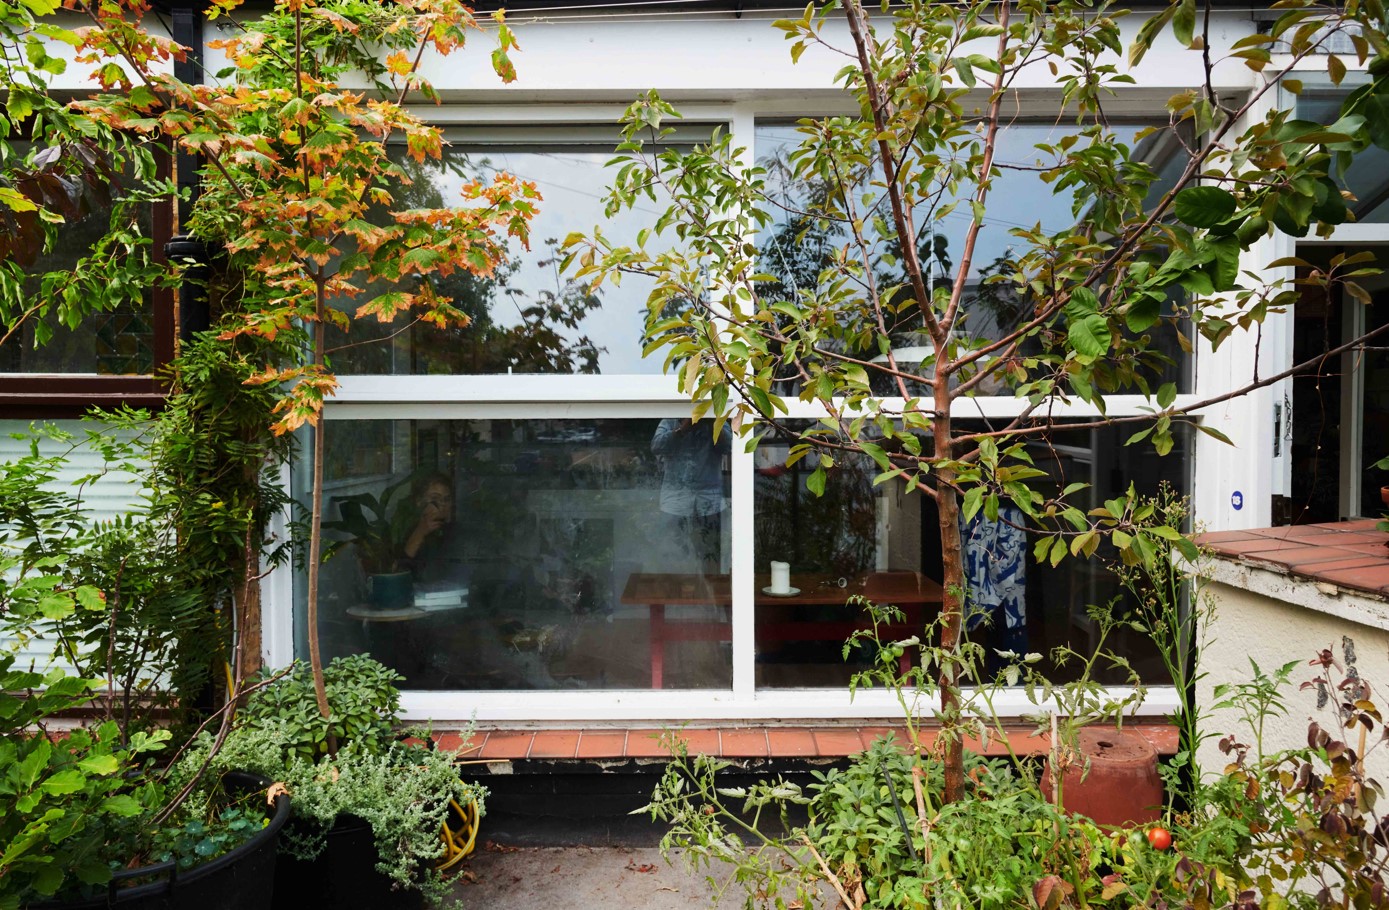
(323, 478), (421, 611)
(174, 655), (484, 910)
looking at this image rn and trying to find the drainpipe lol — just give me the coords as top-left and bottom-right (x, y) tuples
(164, 234), (214, 341)
(163, 0), (210, 341)
(168, 0), (205, 227)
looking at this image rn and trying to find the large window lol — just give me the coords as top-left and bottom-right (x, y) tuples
(755, 121), (1194, 395)
(288, 117), (1195, 715)
(752, 422), (1189, 689)
(0, 145), (173, 417)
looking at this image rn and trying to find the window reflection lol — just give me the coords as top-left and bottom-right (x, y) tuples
(1299, 86), (1389, 223)
(753, 421), (1190, 688)
(325, 137), (694, 376)
(301, 418), (732, 690)
(754, 122), (1193, 395)
(1, 152), (155, 375)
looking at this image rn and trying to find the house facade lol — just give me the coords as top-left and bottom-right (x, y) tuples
(4, 0), (1387, 751)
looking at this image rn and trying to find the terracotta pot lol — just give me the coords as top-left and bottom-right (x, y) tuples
(1380, 486), (1389, 509)
(1041, 727), (1162, 828)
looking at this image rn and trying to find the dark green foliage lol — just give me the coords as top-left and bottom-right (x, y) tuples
(149, 804), (266, 872)
(323, 476), (416, 575)
(0, 653), (170, 905)
(237, 655), (405, 763)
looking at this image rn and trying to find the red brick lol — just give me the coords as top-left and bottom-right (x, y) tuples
(767, 729), (816, 756)
(528, 732), (580, 759)
(626, 730), (679, 757)
(478, 731), (533, 760)
(1209, 538), (1309, 557)
(811, 729), (864, 756)
(1317, 564), (1389, 593)
(1193, 530), (1261, 545)
(433, 732), (481, 755)
(1256, 545), (1365, 568)
(575, 731), (628, 759)
(721, 729), (770, 757)
(1291, 556), (1388, 575)
(676, 729), (722, 756)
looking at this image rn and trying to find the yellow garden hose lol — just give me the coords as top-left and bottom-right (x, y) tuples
(437, 798), (480, 870)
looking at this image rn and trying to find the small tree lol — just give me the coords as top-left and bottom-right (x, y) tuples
(568, 0), (1389, 801)
(64, 0), (537, 736)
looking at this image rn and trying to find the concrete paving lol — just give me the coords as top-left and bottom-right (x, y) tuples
(451, 845), (730, 909)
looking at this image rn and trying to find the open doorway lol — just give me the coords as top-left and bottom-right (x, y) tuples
(1284, 245), (1389, 523)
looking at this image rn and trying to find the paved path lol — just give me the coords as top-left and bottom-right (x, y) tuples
(452, 845), (729, 909)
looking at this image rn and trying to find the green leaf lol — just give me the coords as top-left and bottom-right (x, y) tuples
(806, 467), (826, 497)
(1068, 314), (1110, 362)
(1174, 186), (1237, 228)
(40, 769), (86, 795)
(1172, 0), (1196, 46)
(101, 794), (145, 817)
(1196, 423), (1234, 445)
(1124, 294), (1161, 333)
(77, 754), (119, 776)
(37, 592), (72, 620)
(74, 586), (104, 612)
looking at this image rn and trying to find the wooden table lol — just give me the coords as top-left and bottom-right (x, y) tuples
(619, 571), (943, 688)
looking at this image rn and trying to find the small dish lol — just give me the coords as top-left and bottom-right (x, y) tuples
(761, 586), (801, 597)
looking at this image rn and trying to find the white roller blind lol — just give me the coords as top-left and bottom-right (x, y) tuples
(1, 419), (145, 670)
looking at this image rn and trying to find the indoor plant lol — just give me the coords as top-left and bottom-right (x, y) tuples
(323, 478), (418, 610)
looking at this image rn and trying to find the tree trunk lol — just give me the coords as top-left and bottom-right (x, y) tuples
(234, 548), (262, 681)
(934, 388), (966, 804)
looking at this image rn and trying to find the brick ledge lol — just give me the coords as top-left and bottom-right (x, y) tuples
(434, 722), (1179, 761)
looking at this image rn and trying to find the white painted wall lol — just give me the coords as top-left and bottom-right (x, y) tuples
(1196, 558), (1389, 783)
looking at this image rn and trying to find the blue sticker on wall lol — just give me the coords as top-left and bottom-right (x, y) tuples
(1231, 491), (1244, 511)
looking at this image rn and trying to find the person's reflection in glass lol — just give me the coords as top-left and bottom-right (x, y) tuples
(398, 472), (465, 586)
(652, 418), (729, 574)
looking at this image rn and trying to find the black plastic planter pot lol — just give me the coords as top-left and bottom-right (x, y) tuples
(271, 814), (424, 910)
(30, 771), (291, 910)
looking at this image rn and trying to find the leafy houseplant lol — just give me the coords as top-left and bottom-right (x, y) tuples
(171, 655), (484, 908)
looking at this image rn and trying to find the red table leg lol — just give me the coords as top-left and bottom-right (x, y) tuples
(650, 603), (665, 689)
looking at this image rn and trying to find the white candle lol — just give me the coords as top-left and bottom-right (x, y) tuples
(770, 561), (791, 593)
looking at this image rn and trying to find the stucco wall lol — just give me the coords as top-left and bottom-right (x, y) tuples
(1197, 559), (1389, 783)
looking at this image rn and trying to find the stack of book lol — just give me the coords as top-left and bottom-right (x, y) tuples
(414, 584), (469, 612)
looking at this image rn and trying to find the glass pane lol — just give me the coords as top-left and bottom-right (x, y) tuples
(297, 417), (732, 690)
(753, 421), (1190, 688)
(0, 190), (155, 375)
(325, 141), (685, 376)
(1299, 87), (1389, 223)
(755, 121), (1193, 394)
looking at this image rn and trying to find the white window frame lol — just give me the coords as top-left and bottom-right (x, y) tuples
(262, 100), (1187, 724)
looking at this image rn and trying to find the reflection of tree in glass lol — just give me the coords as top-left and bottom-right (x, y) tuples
(2, 172), (155, 375)
(327, 152), (605, 374)
(756, 149), (955, 368)
(755, 435), (878, 578)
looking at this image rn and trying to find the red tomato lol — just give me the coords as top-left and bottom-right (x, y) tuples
(1147, 827), (1173, 851)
